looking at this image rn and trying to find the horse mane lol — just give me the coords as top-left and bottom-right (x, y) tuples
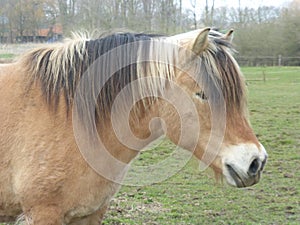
(21, 30), (246, 120)
(200, 30), (246, 114)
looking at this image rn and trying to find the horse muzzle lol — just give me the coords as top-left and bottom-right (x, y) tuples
(221, 143), (268, 188)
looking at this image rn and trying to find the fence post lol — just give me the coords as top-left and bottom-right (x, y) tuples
(263, 71), (266, 83)
(262, 67), (266, 83)
(278, 54), (282, 67)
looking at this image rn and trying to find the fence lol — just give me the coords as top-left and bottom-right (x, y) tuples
(236, 55), (300, 67)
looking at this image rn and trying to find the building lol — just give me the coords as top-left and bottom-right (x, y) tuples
(15, 24), (63, 43)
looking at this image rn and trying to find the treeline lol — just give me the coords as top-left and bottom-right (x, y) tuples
(0, 0), (299, 62)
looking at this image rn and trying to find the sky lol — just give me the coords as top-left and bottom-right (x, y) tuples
(182, 0), (292, 9)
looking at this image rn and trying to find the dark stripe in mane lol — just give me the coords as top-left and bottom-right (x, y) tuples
(210, 37), (246, 113)
(86, 33), (157, 117)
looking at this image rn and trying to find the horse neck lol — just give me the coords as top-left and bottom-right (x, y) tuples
(95, 100), (164, 164)
(130, 100), (164, 144)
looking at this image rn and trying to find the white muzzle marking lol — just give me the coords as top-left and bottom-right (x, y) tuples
(221, 143), (268, 187)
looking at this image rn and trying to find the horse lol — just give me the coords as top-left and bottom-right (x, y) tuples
(0, 28), (267, 224)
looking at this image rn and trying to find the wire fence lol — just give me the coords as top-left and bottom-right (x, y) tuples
(236, 55), (300, 67)
(242, 67), (300, 83)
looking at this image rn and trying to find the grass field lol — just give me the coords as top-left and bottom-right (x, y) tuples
(0, 62), (299, 224)
(0, 53), (15, 59)
(102, 67), (300, 225)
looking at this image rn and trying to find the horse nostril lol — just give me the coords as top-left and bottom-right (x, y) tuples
(248, 158), (260, 176)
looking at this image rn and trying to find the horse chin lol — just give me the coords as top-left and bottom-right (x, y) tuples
(209, 163), (255, 188)
(223, 162), (263, 188)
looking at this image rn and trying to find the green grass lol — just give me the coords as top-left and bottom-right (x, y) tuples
(0, 53), (15, 59)
(103, 67), (300, 224)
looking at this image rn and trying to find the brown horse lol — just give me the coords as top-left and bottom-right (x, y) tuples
(0, 28), (267, 224)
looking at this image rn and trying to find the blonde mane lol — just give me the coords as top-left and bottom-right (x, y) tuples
(21, 30), (246, 120)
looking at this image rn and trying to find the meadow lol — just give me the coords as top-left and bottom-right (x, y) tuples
(0, 48), (299, 224)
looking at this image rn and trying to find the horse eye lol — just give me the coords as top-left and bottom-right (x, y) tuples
(195, 91), (207, 100)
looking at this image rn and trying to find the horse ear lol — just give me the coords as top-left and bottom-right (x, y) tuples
(223, 29), (234, 42)
(192, 27), (211, 55)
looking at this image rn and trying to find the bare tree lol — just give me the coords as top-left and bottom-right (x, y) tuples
(190, 0), (197, 29)
(210, 0), (215, 26)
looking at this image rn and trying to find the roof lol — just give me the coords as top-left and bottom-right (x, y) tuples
(38, 24), (63, 37)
